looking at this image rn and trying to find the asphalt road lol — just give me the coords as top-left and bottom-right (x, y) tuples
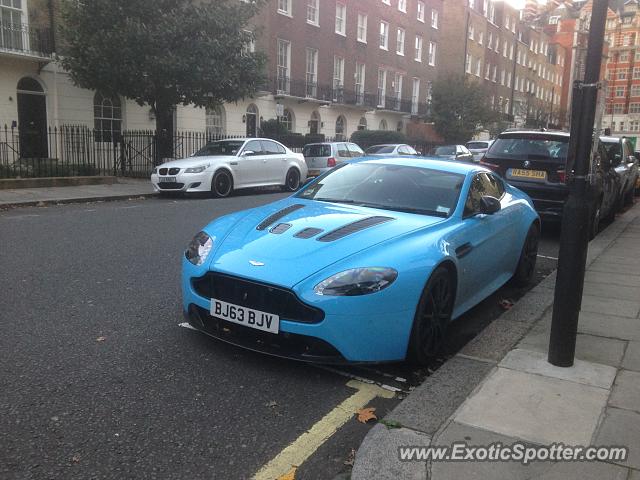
(0, 191), (561, 480)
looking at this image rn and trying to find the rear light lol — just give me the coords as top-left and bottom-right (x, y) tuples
(327, 157), (336, 167)
(557, 169), (566, 183)
(479, 159), (500, 172)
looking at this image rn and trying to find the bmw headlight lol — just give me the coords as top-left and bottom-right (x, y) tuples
(152, 167), (158, 174)
(185, 164), (209, 174)
(185, 231), (214, 266)
(314, 268), (398, 296)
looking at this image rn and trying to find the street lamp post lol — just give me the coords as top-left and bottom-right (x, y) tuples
(547, 0), (614, 367)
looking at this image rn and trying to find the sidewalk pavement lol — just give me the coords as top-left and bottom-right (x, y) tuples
(353, 202), (640, 479)
(0, 178), (155, 209)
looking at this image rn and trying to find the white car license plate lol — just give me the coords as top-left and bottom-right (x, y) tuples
(210, 299), (279, 334)
(162, 176), (177, 182)
(308, 169), (321, 177)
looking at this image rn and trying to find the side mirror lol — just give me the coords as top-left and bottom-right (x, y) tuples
(242, 150), (255, 157)
(479, 196), (501, 215)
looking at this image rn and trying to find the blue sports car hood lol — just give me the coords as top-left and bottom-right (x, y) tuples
(205, 199), (446, 287)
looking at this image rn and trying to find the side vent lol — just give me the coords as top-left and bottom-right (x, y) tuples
(294, 227), (324, 239)
(270, 223), (292, 234)
(317, 216), (394, 242)
(256, 204), (304, 231)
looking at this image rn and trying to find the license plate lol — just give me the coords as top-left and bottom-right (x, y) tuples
(308, 170), (321, 177)
(161, 176), (177, 182)
(511, 169), (547, 180)
(210, 299), (279, 334)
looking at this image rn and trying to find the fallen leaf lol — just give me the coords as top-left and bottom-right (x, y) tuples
(356, 407), (377, 423)
(71, 454), (81, 463)
(96, 336), (106, 342)
(379, 419), (403, 429)
(277, 466), (297, 480)
(265, 400), (278, 408)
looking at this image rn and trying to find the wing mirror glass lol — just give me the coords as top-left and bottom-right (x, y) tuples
(479, 196), (501, 215)
(242, 150), (255, 157)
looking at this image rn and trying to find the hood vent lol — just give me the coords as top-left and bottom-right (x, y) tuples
(256, 204), (304, 231)
(294, 227), (324, 239)
(270, 223), (292, 234)
(317, 216), (394, 242)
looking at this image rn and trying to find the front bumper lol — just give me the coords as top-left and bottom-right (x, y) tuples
(151, 172), (213, 193)
(182, 258), (417, 363)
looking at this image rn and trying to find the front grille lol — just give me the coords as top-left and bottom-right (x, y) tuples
(169, 168), (180, 175)
(159, 168), (168, 175)
(187, 305), (345, 363)
(159, 182), (184, 190)
(192, 272), (324, 324)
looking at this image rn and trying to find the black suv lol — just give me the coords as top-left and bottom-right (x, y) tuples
(480, 130), (620, 237)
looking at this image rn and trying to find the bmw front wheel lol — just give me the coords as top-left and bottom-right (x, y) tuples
(283, 168), (301, 192)
(211, 170), (233, 198)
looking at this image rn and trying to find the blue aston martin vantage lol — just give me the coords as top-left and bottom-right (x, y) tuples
(182, 157), (540, 364)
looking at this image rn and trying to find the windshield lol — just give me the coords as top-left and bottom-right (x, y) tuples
(602, 141), (622, 160)
(303, 144), (332, 157)
(365, 145), (395, 154)
(487, 135), (569, 161)
(467, 142), (489, 150)
(433, 146), (456, 156)
(296, 163), (464, 217)
(193, 140), (245, 157)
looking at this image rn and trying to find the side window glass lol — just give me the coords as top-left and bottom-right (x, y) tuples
(398, 146), (410, 155)
(486, 173), (505, 197)
(243, 140), (262, 156)
(347, 144), (362, 157)
(464, 175), (484, 217)
(337, 143), (350, 158)
(261, 140), (285, 155)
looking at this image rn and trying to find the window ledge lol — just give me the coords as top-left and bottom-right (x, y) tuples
(277, 10), (293, 18)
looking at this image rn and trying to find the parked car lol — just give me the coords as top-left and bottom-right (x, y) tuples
(182, 157), (540, 364)
(303, 142), (365, 177)
(364, 144), (419, 156)
(634, 151), (640, 193)
(151, 138), (307, 197)
(430, 145), (474, 162)
(600, 136), (639, 208)
(466, 140), (494, 163)
(481, 130), (619, 238)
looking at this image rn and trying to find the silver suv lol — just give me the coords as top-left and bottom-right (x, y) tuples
(303, 142), (365, 177)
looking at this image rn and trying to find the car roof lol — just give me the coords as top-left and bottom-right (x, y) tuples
(357, 156), (485, 175)
(369, 144), (405, 147)
(599, 136), (621, 143)
(304, 142), (351, 146)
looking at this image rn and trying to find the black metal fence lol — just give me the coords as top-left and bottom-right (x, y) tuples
(0, 125), (441, 179)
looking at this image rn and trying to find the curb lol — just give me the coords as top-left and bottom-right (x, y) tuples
(352, 203), (640, 479)
(0, 192), (157, 210)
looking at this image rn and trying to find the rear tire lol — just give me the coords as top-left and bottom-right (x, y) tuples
(407, 267), (454, 366)
(589, 200), (602, 240)
(282, 168), (301, 192)
(512, 223), (540, 287)
(211, 170), (233, 198)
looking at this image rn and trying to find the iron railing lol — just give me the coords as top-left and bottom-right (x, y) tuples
(0, 125), (442, 179)
(0, 22), (53, 57)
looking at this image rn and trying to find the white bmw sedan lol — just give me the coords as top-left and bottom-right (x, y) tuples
(151, 138), (308, 197)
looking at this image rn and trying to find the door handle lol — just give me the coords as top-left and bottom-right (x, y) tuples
(230, 162), (238, 165)
(455, 242), (473, 259)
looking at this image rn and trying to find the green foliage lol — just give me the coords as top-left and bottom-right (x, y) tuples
(59, 0), (266, 136)
(430, 75), (499, 144)
(259, 118), (289, 136)
(350, 130), (407, 149)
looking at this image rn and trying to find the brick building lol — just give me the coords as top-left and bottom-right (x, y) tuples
(439, 0), (565, 131)
(602, 0), (640, 146)
(0, 0), (443, 157)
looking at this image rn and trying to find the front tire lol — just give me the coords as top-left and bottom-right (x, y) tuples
(407, 267), (454, 365)
(211, 170), (233, 198)
(282, 168), (301, 192)
(512, 223), (540, 287)
(589, 200), (602, 240)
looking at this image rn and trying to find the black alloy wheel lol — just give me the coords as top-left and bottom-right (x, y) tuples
(283, 168), (301, 192)
(512, 223), (540, 287)
(408, 267), (454, 365)
(212, 170), (233, 198)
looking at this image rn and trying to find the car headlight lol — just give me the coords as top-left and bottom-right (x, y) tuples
(185, 164), (209, 174)
(185, 231), (214, 266)
(314, 267), (398, 296)
(152, 167), (158, 174)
